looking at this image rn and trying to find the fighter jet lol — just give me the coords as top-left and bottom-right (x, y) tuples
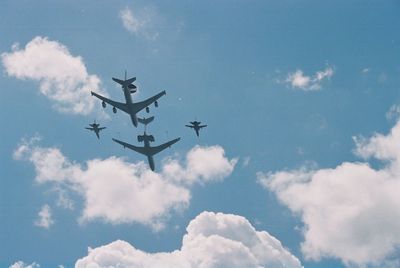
(112, 134), (180, 171)
(186, 121), (207, 137)
(91, 72), (165, 127)
(85, 120), (106, 139)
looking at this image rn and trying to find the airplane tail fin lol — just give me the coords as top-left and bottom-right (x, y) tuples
(138, 116), (155, 126)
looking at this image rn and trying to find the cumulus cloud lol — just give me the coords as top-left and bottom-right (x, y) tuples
(14, 138), (237, 230)
(1, 36), (107, 115)
(259, 119), (400, 266)
(34, 204), (54, 229)
(75, 211), (302, 268)
(119, 7), (159, 40)
(284, 67), (334, 91)
(9, 261), (40, 268)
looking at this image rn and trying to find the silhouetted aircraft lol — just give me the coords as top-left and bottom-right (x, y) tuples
(186, 121), (207, 137)
(86, 120), (106, 139)
(91, 72), (165, 127)
(112, 133), (180, 171)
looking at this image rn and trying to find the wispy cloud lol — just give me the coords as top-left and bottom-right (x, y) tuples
(9, 261), (40, 268)
(34, 204), (54, 229)
(75, 211), (302, 268)
(284, 66), (334, 91)
(119, 7), (159, 40)
(1, 36), (107, 115)
(386, 104), (400, 121)
(14, 138), (237, 230)
(362, 67), (370, 74)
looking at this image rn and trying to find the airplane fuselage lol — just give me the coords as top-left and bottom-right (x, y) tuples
(142, 137), (155, 171)
(122, 86), (138, 126)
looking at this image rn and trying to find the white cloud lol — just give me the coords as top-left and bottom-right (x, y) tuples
(9, 261), (40, 268)
(259, 119), (400, 266)
(14, 138), (237, 230)
(119, 7), (159, 40)
(35, 204), (54, 229)
(1, 36), (107, 115)
(75, 211), (302, 268)
(284, 67), (334, 91)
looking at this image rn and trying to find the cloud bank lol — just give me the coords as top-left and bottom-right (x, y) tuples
(259, 119), (400, 266)
(14, 138), (237, 230)
(75, 211), (302, 268)
(284, 67), (334, 91)
(1, 36), (106, 115)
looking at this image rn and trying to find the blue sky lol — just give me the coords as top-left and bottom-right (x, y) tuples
(1, 1), (400, 267)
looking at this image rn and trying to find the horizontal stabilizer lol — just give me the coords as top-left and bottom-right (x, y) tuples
(112, 77), (136, 87)
(112, 77), (124, 85)
(138, 116), (155, 126)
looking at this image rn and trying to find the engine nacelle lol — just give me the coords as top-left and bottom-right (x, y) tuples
(155, 101), (158, 107)
(130, 89), (137, 94)
(128, 84), (137, 89)
(138, 135), (144, 142)
(146, 107), (150, 113)
(113, 107), (117, 113)
(102, 101), (106, 108)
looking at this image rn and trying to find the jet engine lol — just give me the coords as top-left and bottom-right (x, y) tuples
(146, 107), (150, 113)
(138, 135), (144, 142)
(113, 107), (117, 113)
(155, 101), (158, 107)
(102, 101), (106, 108)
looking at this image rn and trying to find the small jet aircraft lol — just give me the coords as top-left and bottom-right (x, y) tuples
(91, 72), (165, 127)
(85, 120), (106, 139)
(112, 134), (180, 171)
(186, 121), (207, 137)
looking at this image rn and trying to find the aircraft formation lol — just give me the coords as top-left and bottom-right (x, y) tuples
(86, 71), (207, 171)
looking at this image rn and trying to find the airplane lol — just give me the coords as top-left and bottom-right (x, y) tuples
(112, 133), (180, 171)
(186, 121), (207, 137)
(91, 72), (165, 127)
(85, 120), (106, 139)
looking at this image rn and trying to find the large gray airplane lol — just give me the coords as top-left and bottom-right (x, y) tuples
(186, 120), (207, 137)
(112, 134), (180, 171)
(113, 115), (179, 171)
(91, 72), (165, 127)
(86, 120), (106, 139)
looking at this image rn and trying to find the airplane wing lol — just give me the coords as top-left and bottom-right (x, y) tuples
(112, 138), (148, 156)
(98, 127), (107, 130)
(148, 137), (180, 156)
(185, 125), (194, 128)
(132, 91), (166, 113)
(85, 127), (94, 130)
(199, 125), (207, 129)
(91, 91), (129, 113)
